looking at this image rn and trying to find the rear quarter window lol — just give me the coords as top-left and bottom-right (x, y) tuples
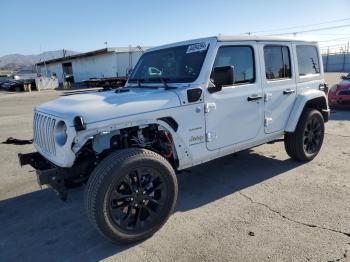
(296, 45), (320, 76)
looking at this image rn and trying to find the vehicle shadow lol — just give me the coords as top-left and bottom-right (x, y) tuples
(176, 149), (301, 212)
(0, 148), (302, 261)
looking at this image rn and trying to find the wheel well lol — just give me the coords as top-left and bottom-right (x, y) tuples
(304, 96), (328, 121)
(77, 123), (178, 171)
(158, 117), (178, 132)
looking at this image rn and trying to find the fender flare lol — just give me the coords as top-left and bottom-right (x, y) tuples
(285, 89), (329, 133)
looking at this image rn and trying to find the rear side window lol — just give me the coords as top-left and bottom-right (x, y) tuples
(213, 46), (255, 84)
(264, 46), (291, 80)
(296, 45), (320, 76)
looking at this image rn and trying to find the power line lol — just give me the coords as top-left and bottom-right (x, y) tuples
(313, 33), (350, 36)
(269, 24), (350, 36)
(249, 17), (350, 34)
(318, 37), (350, 42)
(319, 42), (350, 48)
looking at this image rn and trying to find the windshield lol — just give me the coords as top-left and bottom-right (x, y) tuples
(129, 43), (209, 84)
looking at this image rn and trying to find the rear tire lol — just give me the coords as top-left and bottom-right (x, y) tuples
(85, 148), (177, 243)
(284, 108), (324, 161)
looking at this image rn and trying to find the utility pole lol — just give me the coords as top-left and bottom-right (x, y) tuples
(128, 45), (133, 76)
(342, 41), (349, 72)
(325, 47), (329, 72)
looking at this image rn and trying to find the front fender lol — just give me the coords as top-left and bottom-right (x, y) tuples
(72, 118), (192, 167)
(285, 89), (329, 133)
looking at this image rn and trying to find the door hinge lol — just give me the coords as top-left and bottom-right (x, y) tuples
(264, 93), (272, 102)
(204, 102), (216, 113)
(206, 132), (217, 142)
(264, 117), (273, 127)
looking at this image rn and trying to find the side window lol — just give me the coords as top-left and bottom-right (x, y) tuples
(264, 45), (291, 80)
(213, 46), (255, 84)
(296, 45), (320, 76)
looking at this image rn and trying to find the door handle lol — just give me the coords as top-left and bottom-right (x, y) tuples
(247, 95), (263, 101)
(283, 89), (295, 95)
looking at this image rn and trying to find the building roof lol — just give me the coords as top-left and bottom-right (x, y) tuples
(36, 47), (148, 66)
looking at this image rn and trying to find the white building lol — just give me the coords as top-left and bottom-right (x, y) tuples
(36, 47), (147, 83)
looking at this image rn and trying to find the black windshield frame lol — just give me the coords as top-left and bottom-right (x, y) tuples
(129, 44), (209, 84)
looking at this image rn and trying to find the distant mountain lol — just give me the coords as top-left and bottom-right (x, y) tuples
(0, 50), (79, 70)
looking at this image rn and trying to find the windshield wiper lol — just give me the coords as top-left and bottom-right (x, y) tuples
(133, 78), (145, 87)
(149, 77), (177, 89)
(128, 77), (175, 89)
(151, 77), (168, 88)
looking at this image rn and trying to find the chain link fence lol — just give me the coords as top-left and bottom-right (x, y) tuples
(321, 42), (350, 72)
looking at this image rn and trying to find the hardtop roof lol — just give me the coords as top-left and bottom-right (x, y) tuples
(146, 35), (318, 52)
(216, 34), (317, 43)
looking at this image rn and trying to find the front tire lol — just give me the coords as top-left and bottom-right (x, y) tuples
(284, 108), (325, 161)
(85, 148), (178, 243)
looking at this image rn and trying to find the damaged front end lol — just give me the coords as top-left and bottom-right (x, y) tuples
(18, 152), (88, 200)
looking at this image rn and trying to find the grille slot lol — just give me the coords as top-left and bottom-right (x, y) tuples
(33, 112), (56, 156)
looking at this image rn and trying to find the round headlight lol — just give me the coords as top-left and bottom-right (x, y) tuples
(55, 121), (68, 146)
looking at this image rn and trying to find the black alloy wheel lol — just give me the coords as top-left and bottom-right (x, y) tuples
(107, 167), (166, 233)
(284, 108), (325, 161)
(303, 115), (322, 154)
(85, 148), (177, 243)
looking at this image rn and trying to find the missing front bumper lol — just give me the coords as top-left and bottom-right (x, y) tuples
(18, 152), (69, 200)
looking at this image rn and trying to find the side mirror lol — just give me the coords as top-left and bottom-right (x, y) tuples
(209, 66), (235, 93)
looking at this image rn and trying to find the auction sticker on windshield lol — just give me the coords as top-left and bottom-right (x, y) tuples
(186, 42), (209, 53)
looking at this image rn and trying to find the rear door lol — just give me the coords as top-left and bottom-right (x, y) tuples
(260, 42), (296, 133)
(204, 42), (264, 150)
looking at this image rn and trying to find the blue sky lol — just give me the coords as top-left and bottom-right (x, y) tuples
(0, 0), (350, 56)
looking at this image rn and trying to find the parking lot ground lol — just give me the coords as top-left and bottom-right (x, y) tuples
(0, 77), (350, 261)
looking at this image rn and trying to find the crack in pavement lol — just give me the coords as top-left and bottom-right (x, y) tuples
(238, 192), (350, 238)
(239, 192), (350, 261)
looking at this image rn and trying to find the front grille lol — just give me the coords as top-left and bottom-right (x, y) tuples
(338, 90), (350, 96)
(33, 112), (56, 156)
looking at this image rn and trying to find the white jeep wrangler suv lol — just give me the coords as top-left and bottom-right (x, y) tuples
(19, 35), (330, 243)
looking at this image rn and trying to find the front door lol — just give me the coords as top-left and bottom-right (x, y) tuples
(204, 42), (264, 151)
(260, 42), (296, 133)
